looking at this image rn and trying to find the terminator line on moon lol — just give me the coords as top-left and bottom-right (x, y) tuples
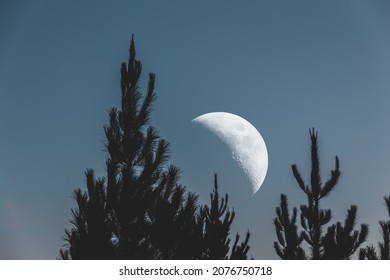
(192, 112), (268, 195)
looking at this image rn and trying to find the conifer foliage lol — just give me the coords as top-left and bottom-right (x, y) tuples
(274, 128), (368, 259)
(60, 36), (250, 260)
(359, 196), (390, 260)
(202, 174), (251, 259)
(274, 194), (306, 259)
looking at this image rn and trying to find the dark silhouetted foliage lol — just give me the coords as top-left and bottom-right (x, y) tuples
(60, 36), (250, 260)
(147, 166), (203, 259)
(202, 174), (250, 260)
(274, 194), (306, 259)
(359, 196), (390, 260)
(229, 231), (251, 260)
(322, 205), (368, 259)
(274, 128), (368, 259)
(202, 173), (235, 259)
(59, 170), (114, 259)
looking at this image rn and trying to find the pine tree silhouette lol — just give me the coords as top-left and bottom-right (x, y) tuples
(292, 128), (340, 259)
(60, 35), (250, 260)
(359, 196), (390, 260)
(60, 35), (201, 259)
(202, 174), (234, 259)
(202, 174), (250, 260)
(274, 128), (368, 259)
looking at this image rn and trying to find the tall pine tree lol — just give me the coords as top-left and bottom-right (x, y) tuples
(60, 35), (200, 259)
(60, 35), (250, 260)
(274, 128), (368, 259)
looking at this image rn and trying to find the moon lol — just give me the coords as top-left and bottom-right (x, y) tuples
(192, 112), (268, 195)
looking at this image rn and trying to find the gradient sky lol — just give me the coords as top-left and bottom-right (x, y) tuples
(1, 0), (390, 259)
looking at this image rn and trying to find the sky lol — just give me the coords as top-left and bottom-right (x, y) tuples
(1, 0), (390, 259)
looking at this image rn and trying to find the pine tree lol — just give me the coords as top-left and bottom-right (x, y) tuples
(60, 35), (249, 260)
(60, 35), (201, 259)
(292, 128), (340, 259)
(359, 196), (390, 260)
(202, 174), (234, 259)
(274, 128), (368, 259)
(202, 174), (250, 260)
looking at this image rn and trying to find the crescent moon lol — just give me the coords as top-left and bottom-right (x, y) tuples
(192, 112), (268, 195)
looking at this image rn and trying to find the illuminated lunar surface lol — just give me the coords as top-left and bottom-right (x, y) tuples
(192, 112), (268, 195)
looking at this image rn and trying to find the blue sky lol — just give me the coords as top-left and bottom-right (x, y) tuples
(1, 0), (390, 259)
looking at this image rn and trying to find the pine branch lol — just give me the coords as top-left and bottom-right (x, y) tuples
(384, 196), (390, 218)
(309, 128), (321, 198)
(379, 220), (390, 260)
(137, 73), (156, 127)
(291, 164), (308, 194)
(230, 231), (250, 260)
(273, 194), (306, 259)
(320, 156), (340, 199)
(322, 206), (368, 259)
